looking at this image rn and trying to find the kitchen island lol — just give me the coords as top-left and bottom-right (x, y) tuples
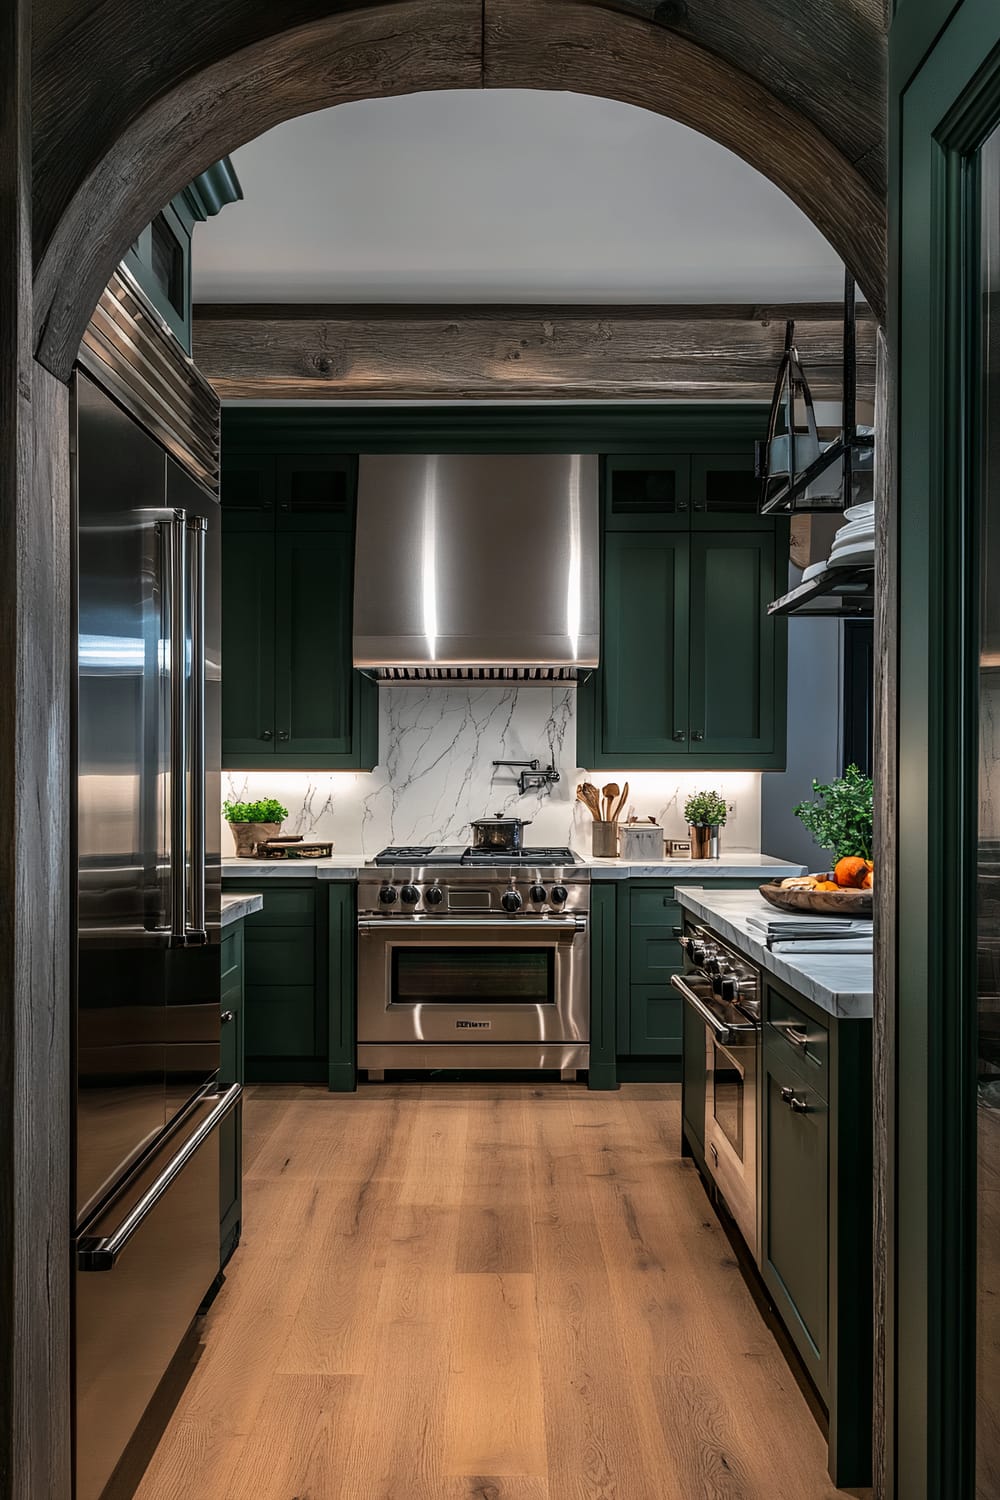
(675, 884), (873, 1489)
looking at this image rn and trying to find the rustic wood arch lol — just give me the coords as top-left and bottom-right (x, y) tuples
(31, 0), (887, 380)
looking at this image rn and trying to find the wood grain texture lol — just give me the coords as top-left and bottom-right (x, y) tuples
(193, 302), (878, 403)
(132, 1083), (867, 1500)
(0, 3), (72, 1488)
(872, 326), (895, 1500)
(31, 0), (886, 379)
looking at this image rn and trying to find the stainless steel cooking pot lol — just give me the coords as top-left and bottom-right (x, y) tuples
(470, 814), (533, 852)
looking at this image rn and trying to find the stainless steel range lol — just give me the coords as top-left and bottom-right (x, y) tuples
(672, 921), (762, 1260)
(357, 849), (590, 1078)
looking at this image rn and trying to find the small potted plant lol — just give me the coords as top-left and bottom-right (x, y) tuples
(223, 797), (290, 858)
(684, 789), (728, 860)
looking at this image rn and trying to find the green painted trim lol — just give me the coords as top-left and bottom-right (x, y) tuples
(327, 883), (357, 1092)
(181, 157), (243, 222)
(222, 405), (769, 456)
(892, 9), (1000, 1494)
(588, 882), (619, 1090)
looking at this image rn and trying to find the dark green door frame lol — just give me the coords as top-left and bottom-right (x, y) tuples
(890, 5), (1000, 1495)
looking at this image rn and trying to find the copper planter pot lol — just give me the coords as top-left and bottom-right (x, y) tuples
(689, 824), (721, 860)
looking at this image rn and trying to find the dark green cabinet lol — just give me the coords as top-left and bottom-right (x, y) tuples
(579, 453), (787, 771)
(223, 879), (357, 1092)
(761, 1022), (830, 1393)
(221, 452), (376, 770)
(681, 994), (706, 1163)
(219, 921), (245, 1266)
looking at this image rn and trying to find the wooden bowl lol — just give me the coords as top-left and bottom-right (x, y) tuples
(758, 876), (873, 916)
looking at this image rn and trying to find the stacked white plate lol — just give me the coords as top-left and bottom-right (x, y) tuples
(826, 500), (875, 569)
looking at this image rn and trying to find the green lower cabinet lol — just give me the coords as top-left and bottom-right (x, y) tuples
(219, 922), (245, 1267)
(628, 984), (683, 1054)
(759, 976), (872, 1489)
(761, 1032), (830, 1393)
(224, 880), (357, 1092)
(588, 882), (620, 1090)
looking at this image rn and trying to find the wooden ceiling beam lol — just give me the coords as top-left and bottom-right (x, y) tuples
(192, 303), (877, 403)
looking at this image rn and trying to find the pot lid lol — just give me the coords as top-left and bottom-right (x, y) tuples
(471, 813), (533, 826)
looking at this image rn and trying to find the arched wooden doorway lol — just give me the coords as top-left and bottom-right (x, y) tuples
(4, 3), (888, 1497)
(31, 0), (886, 379)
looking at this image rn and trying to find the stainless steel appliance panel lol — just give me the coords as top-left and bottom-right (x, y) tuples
(75, 1086), (239, 1500)
(76, 375), (171, 1220)
(164, 457), (222, 1125)
(353, 453), (599, 670)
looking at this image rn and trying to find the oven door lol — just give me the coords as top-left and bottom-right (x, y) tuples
(357, 917), (588, 1044)
(705, 1024), (759, 1261)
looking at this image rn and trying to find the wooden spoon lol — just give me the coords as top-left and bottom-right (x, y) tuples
(602, 783), (620, 823)
(612, 781), (629, 823)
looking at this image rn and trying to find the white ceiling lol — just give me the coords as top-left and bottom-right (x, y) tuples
(192, 90), (845, 305)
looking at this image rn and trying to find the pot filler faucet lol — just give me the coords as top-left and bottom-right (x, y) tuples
(492, 758), (561, 796)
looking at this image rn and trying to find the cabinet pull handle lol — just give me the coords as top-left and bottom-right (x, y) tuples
(221, 1010), (235, 1024)
(673, 730), (686, 741)
(780, 1085), (809, 1113)
(261, 729), (273, 741)
(691, 731), (705, 741)
(785, 1025), (809, 1049)
(278, 730), (290, 742)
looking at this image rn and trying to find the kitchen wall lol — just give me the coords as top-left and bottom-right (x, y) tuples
(223, 683), (763, 857)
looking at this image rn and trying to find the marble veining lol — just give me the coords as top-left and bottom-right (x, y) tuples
(223, 684), (764, 859)
(676, 887), (873, 1019)
(220, 891), (264, 925)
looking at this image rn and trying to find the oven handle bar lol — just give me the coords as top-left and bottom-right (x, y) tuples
(357, 917), (587, 934)
(670, 974), (758, 1043)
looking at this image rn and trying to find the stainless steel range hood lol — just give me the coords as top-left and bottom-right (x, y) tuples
(353, 453), (599, 680)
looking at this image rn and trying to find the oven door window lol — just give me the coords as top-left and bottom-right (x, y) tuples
(391, 947), (555, 1006)
(712, 1041), (745, 1161)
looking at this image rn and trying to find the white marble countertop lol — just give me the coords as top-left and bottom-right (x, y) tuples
(582, 852), (806, 880)
(220, 891), (264, 925)
(676, 887), (873, 1020)
(222, 852), (804, 882)
(222, 855), (364, 880)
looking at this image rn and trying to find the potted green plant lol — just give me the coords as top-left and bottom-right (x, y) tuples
(684, 789), (728, 860)
(794, 763), (873, 864)
(223, 797), (290, 858)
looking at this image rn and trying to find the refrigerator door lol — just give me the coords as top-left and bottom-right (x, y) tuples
(164, 457), (222, 1125)
(76, 375), (171, 1223)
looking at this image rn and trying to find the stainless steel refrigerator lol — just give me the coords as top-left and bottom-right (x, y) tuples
(72, 370), (237, 1500)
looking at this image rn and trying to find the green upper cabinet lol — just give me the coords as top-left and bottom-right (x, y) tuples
(579, 450), (787, 770)
(221, 451), (377, 770)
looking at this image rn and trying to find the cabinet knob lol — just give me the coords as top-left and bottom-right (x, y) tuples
(261, 729), (273, 741)
(673, 730), (686, 741)
(691, 731), (705, 742)
(221, 1010), (235, 1024)
(278, 730), (290, 741)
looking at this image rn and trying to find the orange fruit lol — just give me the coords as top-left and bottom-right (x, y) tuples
(862, 871), (873, 889)
(834, 856), (869, 888)
(814, 880), (840, 891)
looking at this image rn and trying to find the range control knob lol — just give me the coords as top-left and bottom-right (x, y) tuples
(720, 976), (738, 1003)
(400, 884), (420, 905)
(529, 884), (548, 904)
(378, 885), (398, 905)
(425, 886), (444, 906)
(705, 955), (723, 974)
(550, 885), (568, 905)
(690, 942), (707, 965)
(501, 889), (523, 913)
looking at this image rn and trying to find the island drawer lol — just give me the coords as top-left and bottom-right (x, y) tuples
(764, 986), (829, 1097)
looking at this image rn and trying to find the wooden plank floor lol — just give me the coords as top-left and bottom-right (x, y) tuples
(133, 1083), (869, 1500)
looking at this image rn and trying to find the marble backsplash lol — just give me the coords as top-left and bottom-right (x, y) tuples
(222, 684), (762, 857)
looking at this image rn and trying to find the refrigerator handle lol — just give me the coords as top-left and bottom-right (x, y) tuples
(167, 513), (188, 946)
(187, 515), (207, 944)
(77, 1084), (242, 1270)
